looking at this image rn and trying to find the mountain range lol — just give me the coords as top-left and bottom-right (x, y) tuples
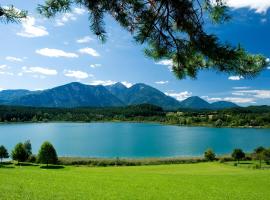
(0, 82), (239, 110)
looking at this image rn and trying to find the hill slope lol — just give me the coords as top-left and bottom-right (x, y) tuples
(179, 96), (212, 110)
(10, 82), (124, 107)
(0, 82), (238, 110)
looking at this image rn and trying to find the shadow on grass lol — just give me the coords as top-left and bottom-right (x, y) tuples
(14, 162), (39, 167)
(40, 165), (65, 169)
(0, 164), (15, 169)
(238, 162), (253, 165)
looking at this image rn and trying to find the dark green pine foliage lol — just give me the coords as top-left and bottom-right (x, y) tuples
(0, 5), (27, 23)
(38, 0), (268, 79)
(38, 141), (58, 166)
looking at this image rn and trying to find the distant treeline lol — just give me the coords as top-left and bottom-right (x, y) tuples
(167, 106), (270, 128)
(1, 104), (270, 128)
(0, 104), (165, 122)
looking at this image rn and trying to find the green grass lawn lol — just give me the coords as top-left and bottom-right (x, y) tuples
(0, 162), (270, 200)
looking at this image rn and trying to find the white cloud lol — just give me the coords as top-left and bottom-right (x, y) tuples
(121, 81), (133, 88)
(79, 47), (100, 57)
(22, 66), (58, 76)
(89, 80), (133, 87)
(0, 65), (7, 70)
(156, 59), (173, 71)
(90, 64), (102, 68)
(236, 90), (270, 99)
(202, 95), (256, 104)
(90, 80), (117, 86)
(64, 70), (91, 79)
(55, 7), (86, 26)
(232, 86), (250, 90)
(73, 8), (86, 15)
(225, 0), (270, 13)
(36, 48), (78, 58)
(17, 16), (49, 38)
(232, 92), (245, 96)
(5, 56), (23, 62)
(223, 97), (256, 104)
(56, 13), (76, 26)
(228, 76), (244, 81)
(165, 91), (192, 101)
(77, 36), (93, 44)
(0, 64), (13, 75)
(155, 81), (169, 85)
(0, 71), (14, 76)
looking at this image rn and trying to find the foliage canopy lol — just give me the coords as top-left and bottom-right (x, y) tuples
(11, 142), (28, 163)
(38, 141), (58, 166)
(204, 148), (216, 161)
(37, 0), (268, 79)
(0, 5), (27, 23)
(232, 148), (245, 163)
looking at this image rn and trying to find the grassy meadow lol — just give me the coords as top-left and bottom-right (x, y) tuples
(1, 162), (270, 200)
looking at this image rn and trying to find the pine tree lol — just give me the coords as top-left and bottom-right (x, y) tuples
(0, 5), (27, 23)
(37, 0), (268, 79)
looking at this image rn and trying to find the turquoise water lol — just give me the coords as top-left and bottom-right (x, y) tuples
(0, 122), (270, 158)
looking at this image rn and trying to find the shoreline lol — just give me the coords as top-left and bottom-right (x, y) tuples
(0, 120), (269, 129)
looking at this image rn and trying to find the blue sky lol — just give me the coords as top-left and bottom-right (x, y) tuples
(0, 0), (270, 106)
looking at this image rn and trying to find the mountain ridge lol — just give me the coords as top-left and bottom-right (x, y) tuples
(0, 82), (239, 110)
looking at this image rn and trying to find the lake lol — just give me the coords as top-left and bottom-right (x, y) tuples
(0, 122), (270, 158)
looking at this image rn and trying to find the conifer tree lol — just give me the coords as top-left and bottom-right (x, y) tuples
(37, 0), (268, 79)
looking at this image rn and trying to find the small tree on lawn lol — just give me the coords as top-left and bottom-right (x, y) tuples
(11, 143), (28, 164)
(38, 142), (58, 166)
(254, 146), (265, 168)
(0, 145), (9, 164)
(232, 149), (245, 164)
(204, 149), (216, 161)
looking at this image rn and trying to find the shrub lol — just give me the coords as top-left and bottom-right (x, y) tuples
(38, 141), (58, 166)
(28, 154), (37, 163)
(204, 149), (216, 161)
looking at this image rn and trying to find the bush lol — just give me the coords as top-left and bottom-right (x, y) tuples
(38, 141), (58, 166)
(28, 154), (37, 163)
(204, 149), (216, 161)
